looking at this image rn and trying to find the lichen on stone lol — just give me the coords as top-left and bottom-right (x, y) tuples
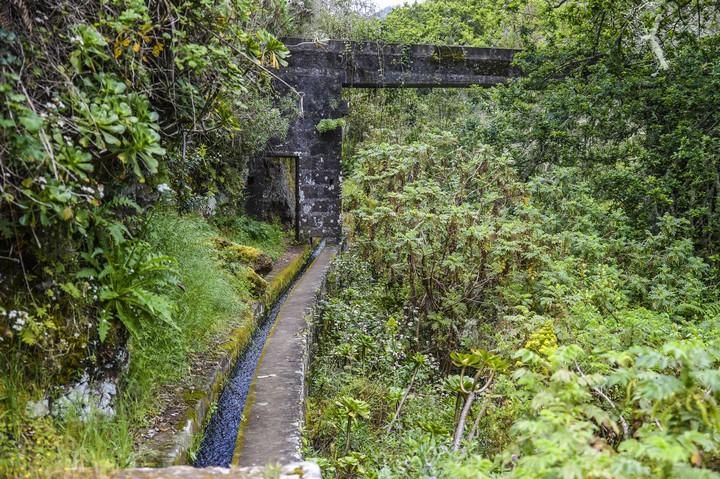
(245, 267), (269, 296)
(212, 238), (273, 275)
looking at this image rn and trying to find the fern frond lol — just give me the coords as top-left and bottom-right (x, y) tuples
(703, 302), (720, 320)
(104, 195), (141, 213)
(675, 302), (720, 320)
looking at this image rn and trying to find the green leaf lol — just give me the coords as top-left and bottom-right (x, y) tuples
(692, 370), (720, 392)
(98, 315), (110, 342)
(19, 114), (43, 133)
(59, 282), (82, 299)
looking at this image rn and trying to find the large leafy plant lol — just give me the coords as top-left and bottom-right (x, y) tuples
(346, 131), (530, 356)
(505, 339), (720, 478)
(79, 240), (179, 342)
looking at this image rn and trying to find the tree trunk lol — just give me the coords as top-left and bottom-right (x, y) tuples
(386, 366), (418, 432)
(344, 417), (352, 455)
(452, 390), (475, 451)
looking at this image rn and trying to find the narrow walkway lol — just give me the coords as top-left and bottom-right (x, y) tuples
(233, 244), (337, 467)
(193, 244), (314, 467)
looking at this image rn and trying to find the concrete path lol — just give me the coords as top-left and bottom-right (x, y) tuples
(112, 462), (320, 479)
(233, 244), (337, 467)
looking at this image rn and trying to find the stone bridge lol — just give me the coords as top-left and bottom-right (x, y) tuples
(245, 39), (519, 238)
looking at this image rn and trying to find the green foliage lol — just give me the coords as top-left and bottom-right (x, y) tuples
(129, 210), (282, 397)
(307, 246), (720, 477)
(298, 0), (383, 40)
(0, 209), (283, 475)
(215, 215), (287, 259)
(80, 240), (179, 342)
(346, 130), (528, 356)
(316, 118), (347, 133)
(382, 0), (540, 48)
(304, 0), (720, 470)
(0, 0), (294, 363)
(1, 0), (296, 472)
(336, 396), (371, 423)
(73, 73), (166, 182)
(500, 340), (720, 478)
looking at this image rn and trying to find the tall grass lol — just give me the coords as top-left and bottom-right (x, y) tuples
(216, 215), (287, 259)
(127, 211), (250, 411)
(0, 210), (287, 476)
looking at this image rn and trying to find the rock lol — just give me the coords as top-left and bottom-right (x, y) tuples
(52, 373), (118, 419)
(203, 195), (217, 217)
(245, 267), (268, 295)
(26, 398), (49, 418)
(213, 238), (274, 275)
(233, 245), (273, 275)
(244, 156), (297, 230)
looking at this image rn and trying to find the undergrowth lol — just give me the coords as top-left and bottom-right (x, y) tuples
(0, 210), (287, 477)
(217, 216), (288, 260)
(304, 126), (720, 478)
(0, 0), (298, 475)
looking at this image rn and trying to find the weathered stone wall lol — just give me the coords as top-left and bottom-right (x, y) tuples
(288, 39), (519, 88)
(248, 39), (518, 239)
(264, 72), (346, 239)
(244, 156), (298, 232)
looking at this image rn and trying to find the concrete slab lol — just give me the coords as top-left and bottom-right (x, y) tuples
(110, 461), (320, 478)
(233, 244), (337, 467)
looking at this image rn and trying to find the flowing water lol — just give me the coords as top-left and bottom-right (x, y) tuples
(193, 242), (324, 467)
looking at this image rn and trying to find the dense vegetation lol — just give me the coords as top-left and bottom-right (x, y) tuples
(303, 0), (720, 478)
(0, 0), (304, 475)
(2, 0), (720, 477)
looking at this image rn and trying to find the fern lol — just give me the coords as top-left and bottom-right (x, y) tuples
(93, 240), (180, 341)
(9, 0), (32, 32)
(675, 301), (720, 320)
(103, 195), (141, 213)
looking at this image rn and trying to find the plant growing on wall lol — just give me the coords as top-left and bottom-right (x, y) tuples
(316, 118), (347, 133)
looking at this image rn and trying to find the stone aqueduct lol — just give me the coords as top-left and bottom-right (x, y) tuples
(245, 39), (519, 238)
(118, 39), (520, 478)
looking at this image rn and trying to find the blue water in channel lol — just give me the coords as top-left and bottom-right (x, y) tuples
(193, 242), (323, 467)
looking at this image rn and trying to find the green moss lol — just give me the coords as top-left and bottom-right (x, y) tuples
(316, 118), (347, 133)
(245, 267), (269, 295)
(231, 244), (265, 262)
(263, 244), (313, 307)
(183, 390), (206, 403)
(430, 46), (466, 63)
(219, 309), (256, 355)
(213, 237), (273, 274)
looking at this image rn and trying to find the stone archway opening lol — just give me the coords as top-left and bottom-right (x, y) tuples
(246, 39), (519, 240)
(245, 155), (301, 240)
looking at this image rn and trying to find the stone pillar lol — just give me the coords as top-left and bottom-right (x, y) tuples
(267, 53), (347, 239)
(296, 96), (345, 239)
